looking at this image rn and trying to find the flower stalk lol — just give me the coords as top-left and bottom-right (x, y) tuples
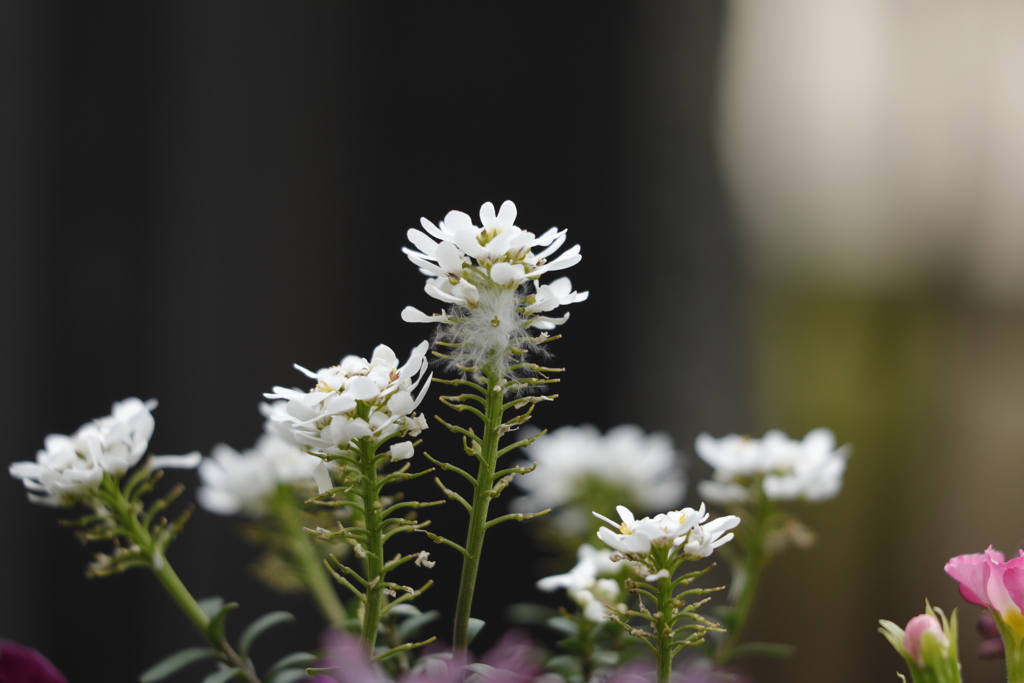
(451, 366), (504, 649)
(715, 481), (770, 665)
(93, 474), (261, 683)
(269, 485), (347, 627)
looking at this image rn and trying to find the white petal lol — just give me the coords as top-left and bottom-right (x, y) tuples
(497, 200), (517, 226)
(402, 306), (449, 324)
(313, 461), (333, 493)
(150, 452), (203, 469)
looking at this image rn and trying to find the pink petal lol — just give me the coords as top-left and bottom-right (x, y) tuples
(945, 551), (991, 607)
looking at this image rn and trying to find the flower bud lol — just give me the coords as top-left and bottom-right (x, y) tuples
(904, 614), (949, 667)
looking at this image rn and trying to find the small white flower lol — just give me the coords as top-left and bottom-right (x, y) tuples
(536, 544), (621, 622)
(678, 515), (741, 558)
(695, 428), (851, 504)
(402, 201), (587, 376)
(196, 431), (322, 517)
(264, 342), (431, 458)
(511, 424), (686, 533)
(415, 551), (435, 568)
(9, 398), (167, 506)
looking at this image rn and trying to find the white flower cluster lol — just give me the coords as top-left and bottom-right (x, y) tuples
(595, 504), (739, 572)
(401, 201), (587, 373)
(196, 406), (323, 517)
(695, 428), (850, 505)
(511, 424), (685, 531)
(9, 398), (200, 507)
(264, 343), (431, 475)
(536, 544), (622, 622)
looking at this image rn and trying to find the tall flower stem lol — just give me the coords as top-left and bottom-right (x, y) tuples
(452, 368), (504, 650)
(654, 571), (677, 683)
(357, 439), (387, 652)
(715, 486), (770, 665)
(271, 486), (347, 627)
(97, 476), (261, 683)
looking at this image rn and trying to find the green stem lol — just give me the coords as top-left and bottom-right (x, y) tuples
(578, 616), (596, 683)
(357, 439), (386, 652)
(452, 369), (504, 650)
(101, 476), (261, 683)
(655, 572), (675, 683)
(716, 487), (770, 665)
(998, 622), (1024, 683)
(272, 486), (347, 627)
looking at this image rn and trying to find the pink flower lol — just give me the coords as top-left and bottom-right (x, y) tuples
(904, 614), (950, 666)
(944, 546), (1024, 625)
(314, 630), (540, 683)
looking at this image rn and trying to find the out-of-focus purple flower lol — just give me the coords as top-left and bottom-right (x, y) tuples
(0, 641), (68, 683)
(977, 611), (1005, 659)
(603, 657), (753, 683)
(314, 630), (541, 683)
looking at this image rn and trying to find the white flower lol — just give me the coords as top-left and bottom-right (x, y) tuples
(264, 342), (431, 458)
(196, 432), (322, 517)
(695, 428), (851, 504)
(402, 201), (587, 374)
(9, 398), (195, 507)
(511, 424), (686, 533)
(594, 505), (704, 556)
(593, 504), (739, 561)
(536, 544), (621, 622)
(679, 515), (741, 558)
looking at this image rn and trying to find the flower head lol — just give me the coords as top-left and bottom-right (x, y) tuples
(402, 201), (587, 377)
(594, 504), (738, 562)
(945, 546), (1024, 640)
(695, 428), (850, 505)
(196, 409), (323, 517)
(264, 342), (431, 467)
(511, 424), (686, 535)
(9, 398), (199, 506)
(537, 543), (622, 622)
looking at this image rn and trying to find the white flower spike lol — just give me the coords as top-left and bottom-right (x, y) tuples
(402, 200), (587, 376)
(264, 342), (431, 459)
(695, 428), (851, 504)
(511, 424), (685, 533)
(9, 398), (198, 507)
(593, 504), (739, 561)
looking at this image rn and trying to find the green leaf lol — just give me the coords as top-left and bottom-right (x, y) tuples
(266, 652), (318, 679)
(240, 610), (296, 658)
(545, 615), (579, 638)
(727, 641), (796, 661)
(396, 609), (440, 642)
(139, 647), (219, 682)
(467, 618), (485, 645)
(198, 596), (225, 619)
(203, 667), (244, 683)
(207, 602), (240, 644)
(269, 669), (312, 683)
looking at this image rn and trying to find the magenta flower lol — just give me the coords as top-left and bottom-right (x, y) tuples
(0, 641), (68, 683)
(944, 546), (1024, 627)
(313, 630), (540, 683)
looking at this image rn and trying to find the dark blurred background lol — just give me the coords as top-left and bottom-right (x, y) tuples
(3, 3), (1024, 682)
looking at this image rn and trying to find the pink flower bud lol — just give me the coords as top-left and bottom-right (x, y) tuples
(904, 614), (949, 666)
